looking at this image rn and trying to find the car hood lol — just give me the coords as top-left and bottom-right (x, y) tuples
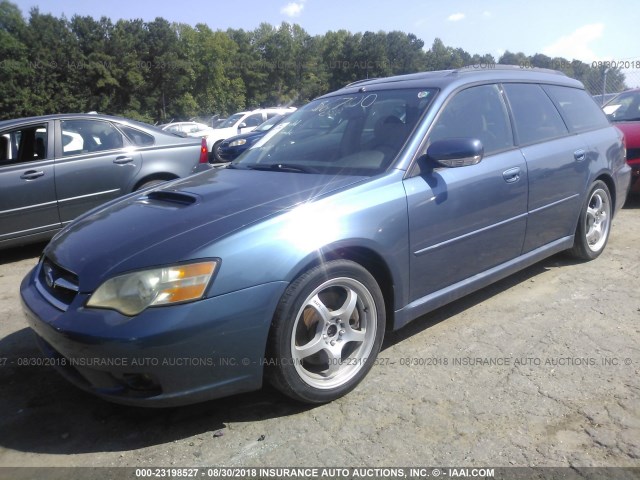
(45, 168), (367, 292)
(222, 130), (265, 146)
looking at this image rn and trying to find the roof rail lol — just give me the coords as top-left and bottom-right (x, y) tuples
(344, 78), (378, 88)
(453, 64), (567, 76)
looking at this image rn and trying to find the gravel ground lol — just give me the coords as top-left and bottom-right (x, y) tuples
(0, 197), (638, 471)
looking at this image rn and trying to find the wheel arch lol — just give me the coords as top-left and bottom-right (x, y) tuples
(287, 244), (398, 333)
(594, 172), (616, 217)
(132, 173), (179, 191)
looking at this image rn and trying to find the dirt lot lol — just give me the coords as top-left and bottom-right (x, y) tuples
(0, 198), (639, 471)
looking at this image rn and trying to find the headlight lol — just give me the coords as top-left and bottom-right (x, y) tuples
(86, 261), (219, 316)
(228, 138), (247, 147)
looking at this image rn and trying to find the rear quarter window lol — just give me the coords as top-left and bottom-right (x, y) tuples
(120, 125), (155, 146)
(543, 85), (610, 132)
(503, 83), (568, 146)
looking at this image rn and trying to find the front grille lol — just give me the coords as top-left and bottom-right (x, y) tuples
(36, 257), (79, 311)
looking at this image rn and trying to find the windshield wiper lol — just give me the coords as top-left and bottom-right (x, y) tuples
(241, 163), (314, 173)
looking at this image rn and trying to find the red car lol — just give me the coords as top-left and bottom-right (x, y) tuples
(603, 89), (640, 194)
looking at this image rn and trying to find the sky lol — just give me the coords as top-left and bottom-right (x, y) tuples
(9, 0), (640, 67)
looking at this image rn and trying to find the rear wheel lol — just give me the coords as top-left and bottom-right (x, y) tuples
(267, 260), (385, 403)
(568, 180), (612, 260)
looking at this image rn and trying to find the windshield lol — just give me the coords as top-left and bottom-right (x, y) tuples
(217, 113), (245, 129)
(256, 114), (286, 132)
(603, 90), (640, 122)
(233, 88), (436, 175)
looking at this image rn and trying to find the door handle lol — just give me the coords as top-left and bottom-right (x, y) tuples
(502, 167), (521, 184)
(113, 156), (134, 164)
(20, 170), (45, 180)
(574, 149), (586, 162)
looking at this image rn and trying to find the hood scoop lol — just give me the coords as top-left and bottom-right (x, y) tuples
(141, 190), (199, 207)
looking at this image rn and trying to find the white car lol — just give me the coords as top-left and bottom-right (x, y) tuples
(159, 121), (215, 137)
(204, 107), (296, 161)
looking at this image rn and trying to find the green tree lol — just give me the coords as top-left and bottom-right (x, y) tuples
(385, 31), (426, 75)
(180, 23), (246, 116)
(0, 2), (630, 122)
(109, 19), (151, 122)
(226, 28), (269, 110)
(70, 15), (119, 112)
(0, 1), (31, 118)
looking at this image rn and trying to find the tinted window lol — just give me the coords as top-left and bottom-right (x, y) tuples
(120, 125), (155, 146)
(0, 124), (47, 164)
(503, 83), (568, 145)
(603, 90), (640, 122)
(543, 85), (609, 132)
(429, 84), (513, 155)
(61, 120), (124, 156)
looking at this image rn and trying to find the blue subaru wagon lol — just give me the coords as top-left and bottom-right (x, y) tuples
(21, 67), (631, 406)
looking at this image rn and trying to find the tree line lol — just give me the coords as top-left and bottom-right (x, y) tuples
(0, 1), (627, 124)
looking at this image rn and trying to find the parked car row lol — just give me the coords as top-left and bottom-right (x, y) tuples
(19, 67), (631, 408)
(215, 112), (293, 162)
(202, 107), (296, 162)
(158, 121), (214, 138)
(158, 108), (296, 162)
(0, 113), (209, 249)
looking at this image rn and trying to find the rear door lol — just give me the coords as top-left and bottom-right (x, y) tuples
(503, 83), (588, 252)
(0, 120), (60, 243)
(53, 118), (142, 223)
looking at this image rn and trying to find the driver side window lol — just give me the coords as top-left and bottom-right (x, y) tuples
(243, 114), (264, 127)
(430, 84), (513, 156)
(0, 124), (48, 164)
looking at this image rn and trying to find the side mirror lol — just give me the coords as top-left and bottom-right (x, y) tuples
(238, 122), (247, 132)
(426, 138), (484, 168)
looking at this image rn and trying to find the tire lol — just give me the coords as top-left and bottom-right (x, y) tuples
(135, 179), (167, 191)
(568, 180), (612, 260)
(212, 140), (225, 163)
(266, 260), (386, 404)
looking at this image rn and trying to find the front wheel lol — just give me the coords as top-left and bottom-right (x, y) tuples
(212, 140), (225, 163)
(267, 260), (386, 403)
(568, 180), (612, 260)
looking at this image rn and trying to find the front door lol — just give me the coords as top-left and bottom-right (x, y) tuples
(0, 120), (60, 244)
(404, 84), (528, 302)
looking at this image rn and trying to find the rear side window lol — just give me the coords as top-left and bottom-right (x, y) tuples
(61, 120), (125, 156)
(503, 83), (568, 145)
(120, 125), (155, 146)
(543, 85), (609, 132)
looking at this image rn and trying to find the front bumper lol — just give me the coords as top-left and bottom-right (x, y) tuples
(216, 145), (246, 162)
(20, 266), (287, 407)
